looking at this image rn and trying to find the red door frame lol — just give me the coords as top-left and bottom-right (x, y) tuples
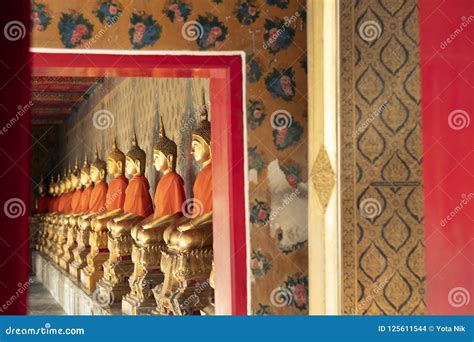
(31, 51), (247, 315)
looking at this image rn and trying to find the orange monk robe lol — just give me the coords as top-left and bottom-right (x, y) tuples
(153, 172), (186, 219)
(57, 194), (65, 213)
(71, 189), (83, 213)
(37, 196), (49, 213)
(193, 163), (213, 214)
(47, 197), (55, 212)
(54, 196), (61, 212)
(59, 191), (73, 213)
(88, 181), (108, 213)
(123, 175), (153, 217)
(105, 176), (128, 211)
(79, 186), (93, 213)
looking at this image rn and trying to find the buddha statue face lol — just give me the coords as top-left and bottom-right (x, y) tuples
(38, 182), (46, 196)
(191, 137), (211, 164)
(65, 177), (72, 192)
(80, 170), (91, 186)
(107, 158), (123, 178)
(71, 173), (80, 189)
(48, 184), (54, 196)
(125, 156), (139, 176)
(90, 166), (105, 183)
(60, 180), (66, 194)
(153, 151), (170, 173)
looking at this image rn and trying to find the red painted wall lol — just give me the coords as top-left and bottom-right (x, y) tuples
(419, 0), (474, 314)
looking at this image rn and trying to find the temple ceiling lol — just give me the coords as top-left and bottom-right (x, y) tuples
(31, 76), (103, 125)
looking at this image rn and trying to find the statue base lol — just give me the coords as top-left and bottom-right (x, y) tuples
(96, 255), (134, 307)
(80, 230), (109, 293)
(69, 226), (91, 281)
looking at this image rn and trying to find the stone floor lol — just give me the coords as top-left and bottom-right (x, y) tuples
(27, 276), (65, 315)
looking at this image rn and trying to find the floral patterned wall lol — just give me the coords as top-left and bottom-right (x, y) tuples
(31, 0), (308, 314)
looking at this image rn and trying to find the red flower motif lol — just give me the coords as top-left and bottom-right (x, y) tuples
(169, 4), (179, 11)
(279, 75), (293, 97)
(253, 110), (263, 119)
(248, 7), (257, 16)
(109, 6), (118, 15)
(75, 24), (88, 35)
(31, 12), (39, 20)
(37, 25), (45, 32)
(210, 26), (222, 37)
(258, 208), (267, 220)
(294, 284), (307, 307)
(276, 127), (288, 145)
(286, 174), (298, 188)
(206, 34), (217, 45)
(251, 259), (260, 269)
(135, 22), (146, 33)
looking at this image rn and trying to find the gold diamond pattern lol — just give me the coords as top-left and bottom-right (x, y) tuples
(311, 145), (336, 211)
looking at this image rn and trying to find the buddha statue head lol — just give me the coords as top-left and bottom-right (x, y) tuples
(107, 137), (126, 178)
(65, 164), (73, 192)
(60, 169), (68, 194)
(71, 158), (81, 189)
(191, 99), (211, 165)
(54, 174), (61, 196)
(80, 153), (92, 187)
(91, 146), (107, 183)
(126, 132), (146, 177)
(154, 118), (177, 174)
(38, 175), (46, 196)
(48, 176), (55, 196)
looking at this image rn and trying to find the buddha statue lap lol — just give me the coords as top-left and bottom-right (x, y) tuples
(154, 108), (214, 315)
(45, 175), (61, 258)
(80, 148), (109, 292)
(96, 134), (153, 307)
(59, 159), (83, 272)
(122, 119), (186, 315)
(33, 175), (49, 251)
(53, 170), (73, 264)
(69, 154), (94, 280)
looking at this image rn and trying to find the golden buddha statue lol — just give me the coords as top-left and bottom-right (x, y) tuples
(122, 119), (186, 315)
(46, 174), (61, 258)
(59, 159), (83, 271)
(53, 169), (69, 264)
(69, 153), (94, 280)
(155, 106), (214, 315)
(96, 133), (153, 308)
(39, 175), (57, 254)
(81, 147), (109, 292)
(32, 175), (49, 251)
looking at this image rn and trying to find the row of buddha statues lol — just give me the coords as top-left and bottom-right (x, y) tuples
(31, 109), (214, 315)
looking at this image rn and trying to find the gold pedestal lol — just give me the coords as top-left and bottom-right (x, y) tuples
(96, 217), (141, 308)
(122, 241), (163, 315)
(69, 216), (91, 280)
(53, 215), (68, 264)
(59, 215), (78, 272)
(153, 247), (214, 315)
(81, 228), (108, 293)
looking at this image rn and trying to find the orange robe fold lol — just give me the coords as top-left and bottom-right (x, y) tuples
(47, 197), (55, 212)
(153, 172), (186, 219)
(59, 191), (73, 213)
(88, 181), (108, 213)
(79, 185), (93, 213)
(57, 194), (65, 213)
(71, 189), (83, 213)
(193, 163), (213, 214)
(105, 176), (128, 211)
(123, 175), (153, 218)
(37, 196), (49, 213)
